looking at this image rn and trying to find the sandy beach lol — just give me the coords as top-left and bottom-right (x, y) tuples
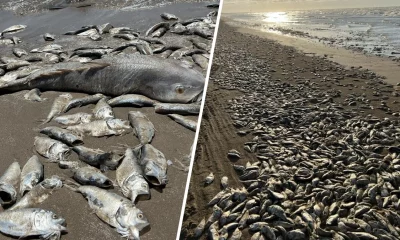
(0, 1), (217, 239)
(180, 19), (400, 239)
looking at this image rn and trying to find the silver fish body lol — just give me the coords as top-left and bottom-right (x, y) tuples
(66, 119), (131, 137)
(154, 103), (200, 115)
(0, 208), (66, 239)
(137, 144), (168, 186)
(117, 148), (150, 202)
(43, 93), (72, 123)
(34, 136), (70, 162)
(40, 126), (83, 146)
(128, 111), (155, 145)
(0, 54), (204, 103)
(72, 145), (112, 167)
(20, 155), (43, 196)
(0, 162), (20, 205)
(54, 112), (93, 125)
(73, 166), (113, 188)
(107, 94), (158, 107)
(63, 93), (106, 113)
(10, 176), (63, 210)
(24, 88), (46, 102)
(168, 114), (197, 131)
(93, 98), (114, 120)
(70, 185), (149, 239)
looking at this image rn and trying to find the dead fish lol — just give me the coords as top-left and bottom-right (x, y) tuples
(96, 23), (113, 34)
(43, 93), (72, 123)
(54, 112), (93, 125)
(0, 39), (13, 45)
(43, 33), (55, 41)
(12, 48), (27, 58)
(193, 28), (213, 39)
(117, 148), (150, 202)
(193, 217), (206, 237)
(78, 28), (102, 41)
(20, 156), (43, 196)
(1, 25), (26, 35)
(151, 28), (167, 38)
(230, 228), (242, 240)
(205, 172), (214, 185)
(73, 166), (113, 188)
(71, 49), (111, 58)
(72, 145), (112, 168)
(66, 184), (149, 239)
(5, 60), (30, 71)
(145, 22), (170, 37)
(58, 160), (80, 169)
(34, 136), (70, 162)
(0, 208), (66, 239)
(192, 54), (209, 69)
(108, 94), (158, 107)
(170, 23), (188, 34)
(66, 119), (131, 137)
(161, 13), (179, 20)
(190, 38), (211, 52)
(128, 111), (155, 145)
(154, 103), (200, 115)
(0, 162), (20, 206)
(40, 126), (83, 146)
(93, 98), (114, 120)
(167, 114), (197, 131)
(102, 152), (124, 171)
(44, 53), (59, 64)
(221, 176), (228, 189)
(114, 33), (138, 41)
(24, 88), (46, 102)
(136, 144), (168, 186)
(63, 93), (106, 113)
(109, 27), (136, 35)
(30, 44), (63, 53)
(10, 176), (63, 210)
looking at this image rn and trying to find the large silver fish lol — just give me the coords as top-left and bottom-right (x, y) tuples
(0, 54), (204, 103)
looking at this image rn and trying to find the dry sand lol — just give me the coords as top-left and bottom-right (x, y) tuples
(179, 20), (400, 239)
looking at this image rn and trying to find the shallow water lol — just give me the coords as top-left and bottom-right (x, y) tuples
(227, 6), (400, 59)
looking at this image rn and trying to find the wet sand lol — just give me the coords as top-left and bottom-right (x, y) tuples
(0, 2), (214, 240)
(180, 20), (400, 239)
(224, 16), (400, 86)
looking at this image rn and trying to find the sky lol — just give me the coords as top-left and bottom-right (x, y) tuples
(223, 0), (400, 13)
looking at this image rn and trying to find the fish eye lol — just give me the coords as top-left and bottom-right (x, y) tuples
(142, 183), (147, 187)
(145, 167), (151, 172)
(52, 214), (57, 219)
(175, 86), (185, 94)
(138, 213), (143, 219)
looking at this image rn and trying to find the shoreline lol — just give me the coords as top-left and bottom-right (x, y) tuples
(223, 16), (400, 86)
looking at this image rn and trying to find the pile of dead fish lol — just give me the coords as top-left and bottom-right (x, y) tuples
(0, 6), (217, 240)
(193, 33), (400, 240)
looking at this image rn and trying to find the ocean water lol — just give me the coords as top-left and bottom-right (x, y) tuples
(227, 7), (400, 59)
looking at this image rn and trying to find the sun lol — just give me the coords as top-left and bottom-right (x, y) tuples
(263, 12), (289, 23)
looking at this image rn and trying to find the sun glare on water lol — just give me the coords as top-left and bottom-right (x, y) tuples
(263, 12), (290, 23)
